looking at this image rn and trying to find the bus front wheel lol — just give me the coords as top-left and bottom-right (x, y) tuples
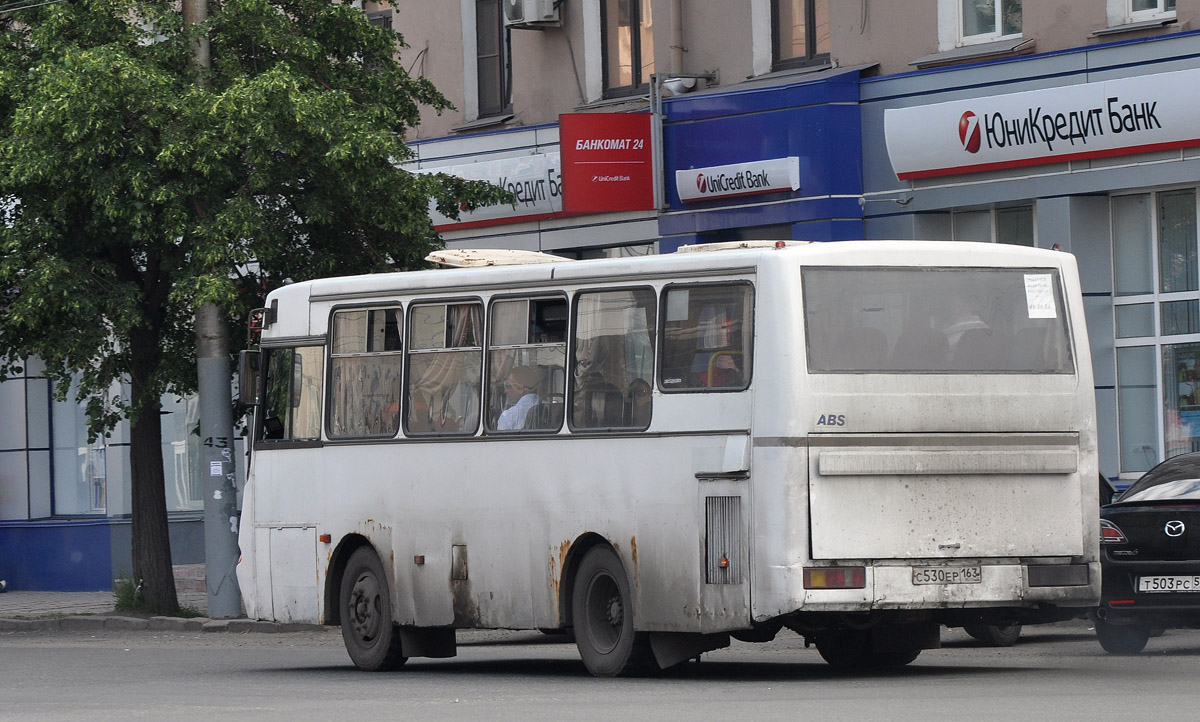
(339, 547), (407, 671)
(571, 546), (655, 677)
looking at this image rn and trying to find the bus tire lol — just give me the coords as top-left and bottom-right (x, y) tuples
(1095, 620), (1150, 655)
(815, 629), (872, 669)
(964, 622), (1022, 647)
(571, 545), (655, 677)
(340, 547), (407, 671)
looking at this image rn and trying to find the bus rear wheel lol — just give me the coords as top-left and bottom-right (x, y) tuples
(340, 547), (407, 671)
(571, 546), (655, 677)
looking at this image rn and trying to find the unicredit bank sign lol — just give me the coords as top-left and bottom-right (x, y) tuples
(884, 67), (1200, 180)
(675, 157), (800, 202)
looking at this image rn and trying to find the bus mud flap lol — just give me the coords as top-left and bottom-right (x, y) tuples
(649, 631), (730, 669)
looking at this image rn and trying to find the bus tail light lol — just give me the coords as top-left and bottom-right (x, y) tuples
(1100, 519), (1127, 544)
(803, 566), (866, 589)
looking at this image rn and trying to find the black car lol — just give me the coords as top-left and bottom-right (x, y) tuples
(1095, 453), (1200, 654)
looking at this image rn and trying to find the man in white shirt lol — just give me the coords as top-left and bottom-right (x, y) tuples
(497, 366), (540, 430)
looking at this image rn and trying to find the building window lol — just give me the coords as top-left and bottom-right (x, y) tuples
(959, 0), (1021, 44)
(1129, 0), (1176, 20)
(476, 0), (512, 117)
(772, 0), (830, 70)
(602, 0), (654, 97)
(951, 205), (1035, 246)
(1112, 188), (1200, 474)
(49, 380), (107, 515)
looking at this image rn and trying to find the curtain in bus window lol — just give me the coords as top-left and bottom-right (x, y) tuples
(572, 289), (655, 428)
(407, 303), (482, 434)
(802, 267), (1074, 374)
(329, 308), (403, 438)
(486, 298), (568, 432)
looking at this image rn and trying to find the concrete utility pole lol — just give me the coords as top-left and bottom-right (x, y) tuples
(184, 0), (242, 619)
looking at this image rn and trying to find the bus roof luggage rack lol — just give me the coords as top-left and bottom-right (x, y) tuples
(676, 240), (811, 253)
(426, 249), (573, 268)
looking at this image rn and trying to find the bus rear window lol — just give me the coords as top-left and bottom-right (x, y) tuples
(803, 267), (1075, 374)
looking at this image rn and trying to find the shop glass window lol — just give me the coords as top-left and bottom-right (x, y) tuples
(660, 283), (754, 392)
(1118, 345), (1159, 474)
(1164, 342), (1200, 460)
(486, 296), (568, 433)
(328, 307), (404, 439)
(602, 0), (654, 96)
(160, 393), (202, 511)
(1113, 194), (1154, 296)
(405, 302), (483, 435)
(773, 0), (830, 70)
(1115, 303), (1155, 338)
(571, 288), (656, 429)
(476, 0), (511, 117)
(997, 206), (1034, 246)
(1161, 300), (1200, 336)
(50, 379), (107, 515)
(960, 0), (1021, 42)
(1158, 190), (1197, 294)
(261, 346), (325, 441)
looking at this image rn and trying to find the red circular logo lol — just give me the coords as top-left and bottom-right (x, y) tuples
(959, 111), (981, 154)
(696, 173), (707, 193)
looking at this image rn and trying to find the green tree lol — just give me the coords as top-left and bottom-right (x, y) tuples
(0, 0), (510, 612)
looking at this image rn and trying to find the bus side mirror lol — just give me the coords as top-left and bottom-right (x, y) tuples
(238, 350), (261, 406)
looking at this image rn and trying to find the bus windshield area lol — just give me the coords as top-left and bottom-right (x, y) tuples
(803, 266), (1075, 374)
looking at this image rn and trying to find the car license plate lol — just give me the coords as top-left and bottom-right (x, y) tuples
(1137, 575), (1200, 592)
(912, 566), (982, 585)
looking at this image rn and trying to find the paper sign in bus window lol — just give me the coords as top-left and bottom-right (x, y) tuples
(1024, 274), (1057, 319)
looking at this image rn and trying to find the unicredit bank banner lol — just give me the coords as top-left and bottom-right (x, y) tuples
(415, 152), (562, 230)
(675, 157), (800, 202)
(885, 67), (1200, 180)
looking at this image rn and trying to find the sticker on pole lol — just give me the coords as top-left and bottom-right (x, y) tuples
(1024, 274), (1057, 319)
(210, 461), (223, 476)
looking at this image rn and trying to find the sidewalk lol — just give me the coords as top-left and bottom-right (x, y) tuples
(0, 588), (323, 634)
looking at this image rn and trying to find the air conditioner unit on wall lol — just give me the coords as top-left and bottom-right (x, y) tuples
(503, 0), (560, 28)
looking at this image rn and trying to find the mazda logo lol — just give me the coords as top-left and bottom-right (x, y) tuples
(1165, 520), (1186, 537)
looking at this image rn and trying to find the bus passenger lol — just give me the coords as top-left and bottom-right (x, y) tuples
(497, 366), (540, 430)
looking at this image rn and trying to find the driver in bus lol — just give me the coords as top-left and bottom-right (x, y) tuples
(497, 366), (540, 430)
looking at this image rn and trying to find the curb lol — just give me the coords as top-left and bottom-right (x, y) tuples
(0, 615), (325, 634)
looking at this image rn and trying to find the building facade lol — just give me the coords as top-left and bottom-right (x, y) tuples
(4, 1), (1200, 589)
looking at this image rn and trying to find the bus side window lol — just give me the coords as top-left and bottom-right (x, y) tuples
(260, 346), (324, 442)
(328, 307), (404, 438)
(571, 288), (656, 430)
(486, 296), (567, 434)
(405, 302), (483, 435)
(660, 282), (754, 392)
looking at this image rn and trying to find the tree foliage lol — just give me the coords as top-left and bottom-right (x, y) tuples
(0, 0), (509, 611)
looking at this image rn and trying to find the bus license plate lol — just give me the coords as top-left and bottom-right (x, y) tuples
(912, 566), (982, 585)
(1137, 575), (1200, 592)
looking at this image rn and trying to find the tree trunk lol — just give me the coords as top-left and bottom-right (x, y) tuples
(128, 333), (179, 615)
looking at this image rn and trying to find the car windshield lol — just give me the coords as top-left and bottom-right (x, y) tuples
(1117, 454), (1200, 504)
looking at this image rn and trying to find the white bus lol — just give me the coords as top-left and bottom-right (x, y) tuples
(235, 240), (1100, 676)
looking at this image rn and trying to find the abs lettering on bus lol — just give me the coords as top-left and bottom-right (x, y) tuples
(816, 414), (846, 427)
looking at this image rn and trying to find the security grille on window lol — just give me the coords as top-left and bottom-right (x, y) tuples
(602, 0), (654, 96)
(772, 0), (830, 70)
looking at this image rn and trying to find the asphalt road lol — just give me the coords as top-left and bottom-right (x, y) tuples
(3, 620), (1199, 722)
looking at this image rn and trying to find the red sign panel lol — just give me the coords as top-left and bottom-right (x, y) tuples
(559, 113), (655, 214)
